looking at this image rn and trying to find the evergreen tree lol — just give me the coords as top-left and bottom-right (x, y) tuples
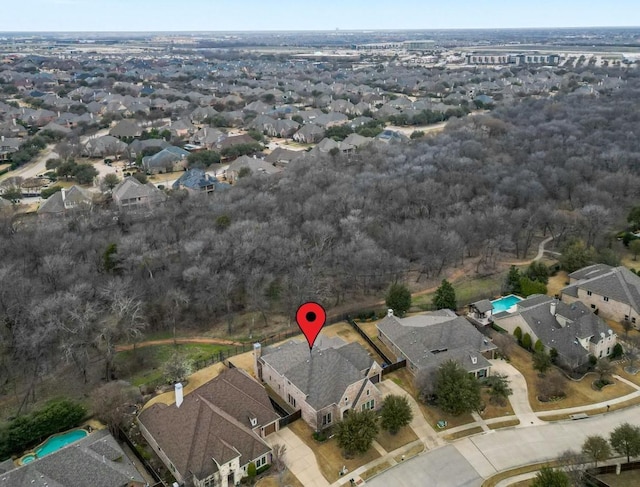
(531, 466), (569, 487)
(385, 283), (411, 316)
(433, 279), (457, 310)
(435, 360), (481, 415)
(380, 395), (413, 434)
(505, 265), (522, 294)
(336, 410), (379, 457)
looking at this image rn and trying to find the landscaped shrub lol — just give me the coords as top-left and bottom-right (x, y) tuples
(247, 462), (257, 478)
(0, 399), (86, 460)
(612, 343), (624, 359)
(513, 327), (522, 343)
(521, 333), (532, 351)
(256, 464), (271, 475)
(534, 339), (544, 353)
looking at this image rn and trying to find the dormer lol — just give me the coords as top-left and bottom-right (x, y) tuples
(248, 412), (258, 428)
(470, 355), (478, 365)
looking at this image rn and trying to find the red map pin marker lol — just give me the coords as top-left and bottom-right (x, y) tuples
(296, 302), (326, 350)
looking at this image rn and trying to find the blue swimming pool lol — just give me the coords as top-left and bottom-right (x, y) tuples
(19, 429), (88, 464)
(491, 295), (523, 314)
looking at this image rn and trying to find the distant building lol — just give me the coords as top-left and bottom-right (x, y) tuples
(465, 53), (560, 66)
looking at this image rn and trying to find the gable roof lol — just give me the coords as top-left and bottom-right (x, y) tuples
(37, 186), (92, 215)
(138, 368), (274, 482)
(0, 429), (145, 487)
(226, 156), (281, 176)
(112, 177), (166, 205)
(260, 339), (376, 410)
(172, 168), (229, 191)
(377, 311), (496, 372)
(501, 295), (613, 366)
(563, 265), (640, 313)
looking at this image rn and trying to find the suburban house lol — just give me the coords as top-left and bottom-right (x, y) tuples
(142, 146), (189, 174)
(377, 309), (497, 378)
(292, 124), (325, 144)
(254, 336), (383, 431)
(172, 168), (230, 194)
(109, 119), (143, 139)
(82, 135), (128, 158)
(112, 176), (167, 210)
(0, 136), (21, 161)
(128, 138), (170, 159)
(0, 429), (146, 487)
(493, 295), (616, 370)
(138, 368), (279, 487)
(561, 264), (640, 329)
(37, 186), (93, 217)
(225, 156), (282, 183)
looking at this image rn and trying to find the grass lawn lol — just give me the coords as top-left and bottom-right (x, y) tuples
(507, 343), (636, 412)
(443, 426), (484, 441)
(322, 321), (388, 363)
(488, 419), (520, 430)
(540, 395), (640, 421)
(482, 462), (562, 487)
(114, 343), (231, 387)
(360, 461), (392, 480)
(546, 270), (569, 297)
(288, 420), (381, 483)
(481, 389), (515, 420)
(394, 442), (424, 463)
(376, 426), (418, 452)
(598, 469), (640, 487)
(255, 470), (304, 487)
(411, 272), (506, 311)
(383, 369), (475, 430)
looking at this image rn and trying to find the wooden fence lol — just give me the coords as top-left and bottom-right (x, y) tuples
(347, 317), (393, 364)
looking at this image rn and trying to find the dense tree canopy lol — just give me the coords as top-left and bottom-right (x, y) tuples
(3, 77), (640, 417)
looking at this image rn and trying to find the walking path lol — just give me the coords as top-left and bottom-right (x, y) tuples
(115, 336), (243, 352)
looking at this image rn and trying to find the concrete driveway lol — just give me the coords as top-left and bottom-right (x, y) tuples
(266, 427), (329, 487)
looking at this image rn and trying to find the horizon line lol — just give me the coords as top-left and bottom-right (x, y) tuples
(1, 26), (640, 34)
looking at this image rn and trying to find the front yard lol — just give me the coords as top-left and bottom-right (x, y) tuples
(288, 420), (381, 483)
(506, 341), (636, 412)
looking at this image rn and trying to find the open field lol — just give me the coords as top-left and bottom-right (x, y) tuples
(289, 420), (381, 483)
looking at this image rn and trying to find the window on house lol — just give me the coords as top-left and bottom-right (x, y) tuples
(322, 412), (332, 426)
(607, 347), (610, 355)
(604, 297), (609, 302)
(344, 397), (348, 403)
(625, 315), (630, 321)
(477, 369), (487, 378)
(591, 304), (596, 309)
(287, 394), (296, 408)
(633, 317), (637, 324)
(256, 456), (266, 468)
(361, 399), (375, 411)
(366, 390), (370, 396)
(599, 350), (603, 357)
(587, 291), (592, 296)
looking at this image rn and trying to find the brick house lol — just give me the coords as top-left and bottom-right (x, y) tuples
(138, 368), (279, 487)
(377, 309), (497, 379)
(254, 337), (383, 431)
(561, 264), (640, 329)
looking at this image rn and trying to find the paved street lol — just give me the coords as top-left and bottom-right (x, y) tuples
(366, 445), (482, 487)
(365, 404), (640, 486)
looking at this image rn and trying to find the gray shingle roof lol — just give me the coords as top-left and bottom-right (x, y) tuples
(507, 296), (613, 367)
(471, 299), (493, 313)
(260, 339), (376, 410)
(0, 429), (144, 487)
(563, 265), (640, 313)
(377, 312), (496, 372)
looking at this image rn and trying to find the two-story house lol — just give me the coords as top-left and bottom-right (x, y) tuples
(254, 336), (382, 431)
(493, 295), (616, 370)
(138, 368), (280, 487)
(561, 264), (640, 329)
